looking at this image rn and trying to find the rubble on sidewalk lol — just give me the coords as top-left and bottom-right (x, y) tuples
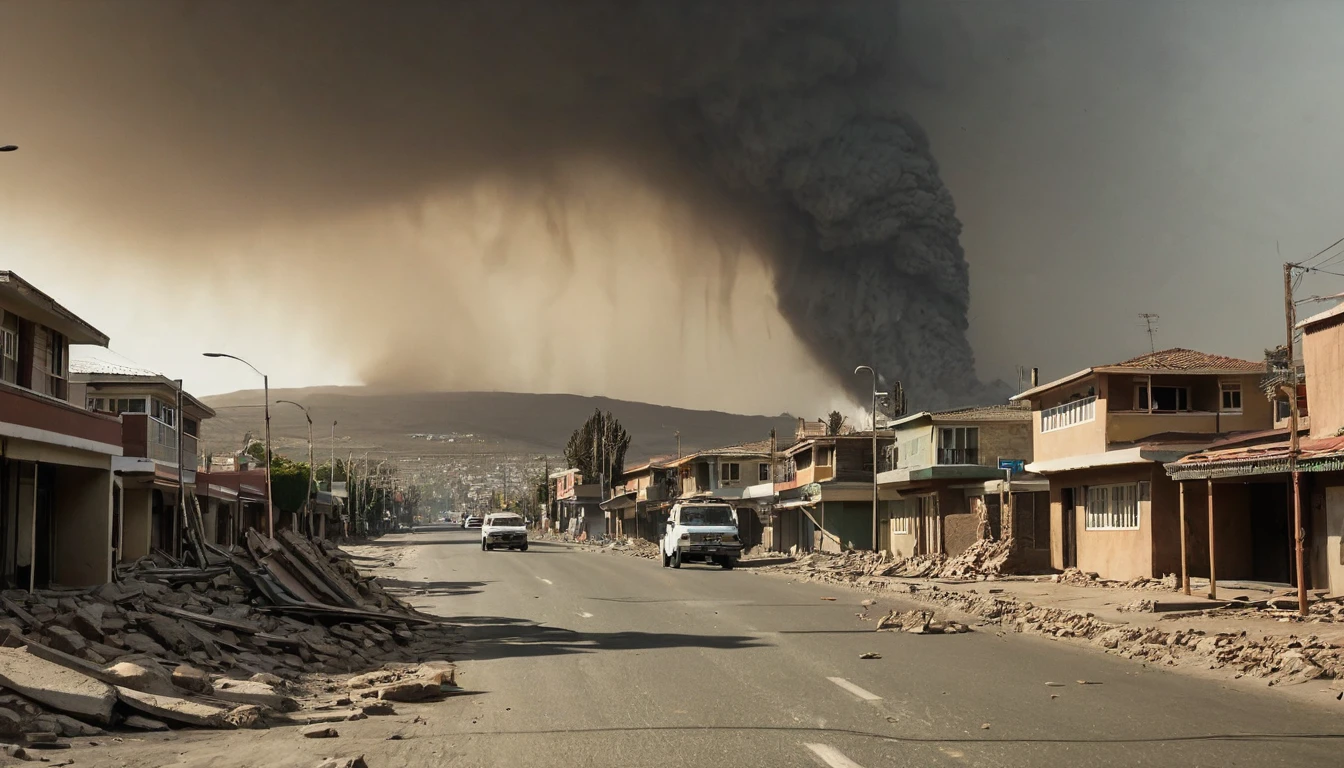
(0, 519), (460, 745)
(599, 539), (659, 560)
(1051, 567), (1179, 591)
(879, 581), (1344, 685)
(762, 538), (1022, 583)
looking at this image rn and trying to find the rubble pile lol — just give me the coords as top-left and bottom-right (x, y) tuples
(874, 609), (969, 635)
(1210, 597), (1344, 624)
(0, 527), (460, 744)
(1052, 567), (1178, 591)
(600, 539), (659, 560)
(883, 582), (1344, 684)
(770, 540), (1020, 582)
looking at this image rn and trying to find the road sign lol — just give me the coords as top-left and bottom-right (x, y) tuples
(998, 459), (1026, 476)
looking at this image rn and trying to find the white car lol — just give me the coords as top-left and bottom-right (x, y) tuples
(482, 513), (528, 551)
(463, 515), (483, 529)
(661, 500), (741, 570)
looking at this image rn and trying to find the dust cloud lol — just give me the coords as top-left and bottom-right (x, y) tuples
(0, 1), (991, 414)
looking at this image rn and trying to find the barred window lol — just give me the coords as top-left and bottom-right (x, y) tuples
(1085, 483), (1139, 530)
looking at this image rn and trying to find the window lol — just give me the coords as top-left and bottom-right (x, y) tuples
(112, 397), (147, 414)
(0, 311), (17, 384)
(1275, 398), (1292, 421)
(937, 426), (979, 465)
(183, 418), (199, 437)
(758, 462), (769, 482)
(816, 447), (832, 466)
(1136, 385), (1189, 412)
(891, 502), (911, 534)
(152, 398), (176, 427)
(720, 463), (740, 482)
(45, 330), (66, 399)
(1085, 484), (1140, 530)
(86, 397), (107, 411)
(1220, 382), (1242, 412)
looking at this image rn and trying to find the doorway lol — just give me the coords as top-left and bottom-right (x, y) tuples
(1061, 487), (1077, 569)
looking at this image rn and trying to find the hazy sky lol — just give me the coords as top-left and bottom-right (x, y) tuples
(3, 1), (1343, 415)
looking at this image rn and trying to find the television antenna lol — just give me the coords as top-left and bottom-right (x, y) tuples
(1139, 313), (1160, 353)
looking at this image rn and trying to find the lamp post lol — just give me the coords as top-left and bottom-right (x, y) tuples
(204, 352), (273, 537)
(276, 400), (315, 536)
(330, 420), (338, 495)
(854, 366), (888, 553)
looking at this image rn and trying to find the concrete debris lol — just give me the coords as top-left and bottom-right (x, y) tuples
(1117, 599), (1156, 613)
(878, 581), (1344, 685)
(0, 527), (459, 740)
(858, 652), (881, 659)
(874, 609), (969, 635)
(302, 725), (340, 738)
(316, 756), (370, 768)
(1053, 568), (1178, 592)
(121, 715), (169, 732)
(0, 647), (117, 725)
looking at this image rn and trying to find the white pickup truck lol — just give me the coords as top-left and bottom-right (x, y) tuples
(661, 500), (741, 570)
(481, 513), (528, 551)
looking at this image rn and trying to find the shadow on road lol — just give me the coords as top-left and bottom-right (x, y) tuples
(446, 615), (770, 660)
(376, 577), (491, 597)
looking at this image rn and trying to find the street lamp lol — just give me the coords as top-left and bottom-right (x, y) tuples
(203, 352), (273, 537)
(276, 399), (315, 536)
(855, 365), (888, 553)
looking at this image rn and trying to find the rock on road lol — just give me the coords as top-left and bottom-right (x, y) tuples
(82, 527), (1344, 767)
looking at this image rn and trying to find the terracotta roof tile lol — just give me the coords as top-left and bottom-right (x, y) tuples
(930, 403), (1031, 421)
(1104, 348), (1264, 373)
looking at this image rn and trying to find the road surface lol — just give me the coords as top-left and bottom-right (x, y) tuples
(88, 527), (1344, 767)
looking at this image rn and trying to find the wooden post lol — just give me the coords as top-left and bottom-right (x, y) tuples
(1284, 262), (1308, 616)
(1292, 469), (1306, 615)
(1206, 478), (1216, 600)
(1179, 481), (1190, 595)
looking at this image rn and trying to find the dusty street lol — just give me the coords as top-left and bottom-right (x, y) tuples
(72, 527), (1344, 768)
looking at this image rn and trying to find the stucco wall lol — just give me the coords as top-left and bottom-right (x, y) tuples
(1032, 403), (1107, 464)
(1304, 315), (1344, 438)
(52, 465), (112, 586)
(940, 488), (978, 556)
(1050, 465), (1154, 580)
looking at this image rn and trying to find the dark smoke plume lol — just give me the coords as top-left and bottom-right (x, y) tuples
(0, 1), (989, 409)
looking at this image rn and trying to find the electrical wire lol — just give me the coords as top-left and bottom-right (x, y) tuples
(1300, 235), (1344, 266)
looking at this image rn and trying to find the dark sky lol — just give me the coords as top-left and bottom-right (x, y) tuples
(2, 1), (1342, 415)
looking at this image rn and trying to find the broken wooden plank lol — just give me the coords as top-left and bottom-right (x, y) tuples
(0, 597), (39, 630)
(0, 646), (116, 724)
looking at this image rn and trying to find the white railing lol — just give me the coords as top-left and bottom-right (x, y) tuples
(1041, 396), (1097, 433)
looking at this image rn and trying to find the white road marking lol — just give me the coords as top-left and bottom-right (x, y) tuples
(536, 577), (553, 585)
(577, 611), (594, 618)
(826, 677), (882, 702)
(804, 743), (866, 768)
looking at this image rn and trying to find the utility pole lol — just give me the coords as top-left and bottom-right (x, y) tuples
(675, 430), (681, 460)
(1139, 313), (1160, 353)
(175, 379), (186, 561)
(855, 366), (887, 553)
(1283, 263), (1307, 616)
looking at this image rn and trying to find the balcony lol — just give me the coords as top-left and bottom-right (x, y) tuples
(1041, 396), (1097, 433)
(122, 414), (199, 467)
(0, 379), (123, 452)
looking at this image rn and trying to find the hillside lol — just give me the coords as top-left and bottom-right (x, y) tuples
(201, 387), (800, 464)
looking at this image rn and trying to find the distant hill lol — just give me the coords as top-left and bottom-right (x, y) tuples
(201, 387), (800, 464)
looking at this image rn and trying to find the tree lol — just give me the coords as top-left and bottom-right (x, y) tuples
(823, 410), (847, 436)
(564, 409), (631, 486)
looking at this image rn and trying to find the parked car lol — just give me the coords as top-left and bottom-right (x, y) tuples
(661, 499), (741, 569)
(463, 515), (483, 529)
(482, 513), (528, 551)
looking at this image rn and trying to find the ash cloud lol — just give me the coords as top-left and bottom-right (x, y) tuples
(0, 0), (990, 410)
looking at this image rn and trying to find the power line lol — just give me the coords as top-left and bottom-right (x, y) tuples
(1301, 235), (1344, 266)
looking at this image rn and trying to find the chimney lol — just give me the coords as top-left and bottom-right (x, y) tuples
(1030, 368), (1039, 387)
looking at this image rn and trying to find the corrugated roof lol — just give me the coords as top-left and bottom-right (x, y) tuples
(1299, 300), (1344, 330)
(1100, 348), (1264, 373)
(69, 358), (162, 377)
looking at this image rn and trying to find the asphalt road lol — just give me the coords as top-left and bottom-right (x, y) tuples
(86, 526), (1344, 767)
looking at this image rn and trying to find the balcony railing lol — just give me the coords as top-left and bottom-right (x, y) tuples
(936, 448), (979, 465)
(1041, 396), (1097, 433)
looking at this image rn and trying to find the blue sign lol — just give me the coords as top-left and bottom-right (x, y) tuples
(998, 459), (1026, 475)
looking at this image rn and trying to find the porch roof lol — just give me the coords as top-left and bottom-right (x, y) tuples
(1164, 434), (1344, 480)
(876, 464), (1005, 487)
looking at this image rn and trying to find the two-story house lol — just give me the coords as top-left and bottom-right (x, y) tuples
(0, 272), (122, 588)
(670, 441), (772, 547)
(605, 459), (679, 541)
(1011, 348), (1271, 581)
(772, 433), (894, 553)
(71, 360), (217, 562)
(549, 468), (604, 540)
(875, 404), (1043, 565)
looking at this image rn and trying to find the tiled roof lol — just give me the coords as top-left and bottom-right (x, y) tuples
(689, 439), (772, 457)
(1103, 348), (1263, 373)
(930, 403), (1031, 422)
